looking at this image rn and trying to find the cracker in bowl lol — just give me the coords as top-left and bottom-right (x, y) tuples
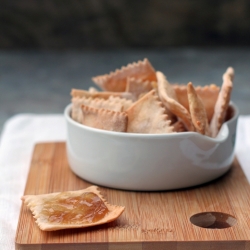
(173, 84), (220, 123)
(70, 59), (235, 138)
(187, 82), (210, 136)
(156, 71), (195, 132)
(210, 67), (234, 137)
(92, 58), (157, 92)
(81, 105), (128, 132)
(126, 89), (175, 134)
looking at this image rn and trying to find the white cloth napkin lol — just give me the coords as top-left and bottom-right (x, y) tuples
(0, 114), (66, 250)
(0, 114), (249, 249)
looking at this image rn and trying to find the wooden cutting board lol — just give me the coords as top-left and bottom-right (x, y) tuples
(15, 142), (250, 250)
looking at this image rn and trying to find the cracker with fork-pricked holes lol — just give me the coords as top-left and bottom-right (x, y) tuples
(126, 89), (175, 134)
(210, 67), (234, 137)
(22, 186), (125, 231)
(92, 58), (157, 92)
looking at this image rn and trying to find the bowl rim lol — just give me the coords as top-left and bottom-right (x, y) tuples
(64, 102), (239, 142)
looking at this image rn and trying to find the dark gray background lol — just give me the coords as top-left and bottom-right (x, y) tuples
(0, 1), (250, 134)
(1, 0), (250, 49)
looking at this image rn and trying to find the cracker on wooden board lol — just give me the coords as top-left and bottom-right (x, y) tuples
(92, 58), (157, 92)
(126, 89), (174, 134)
(81, 105), (128, 132)
(187, 82), (211, 136)
(156, 71), (195, 131)
(173, 84), (220, 123)
(22, 186), (125, 231)
(210, 67), (234, 137)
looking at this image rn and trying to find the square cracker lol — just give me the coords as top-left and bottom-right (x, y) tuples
(21, 186), (125, 231)
(126, 89), (174, 134)
(81, 105), (128, 132)
(125, 77), (154, 100)
(92, 58), (157, 92)
(71, 96), (124, 123)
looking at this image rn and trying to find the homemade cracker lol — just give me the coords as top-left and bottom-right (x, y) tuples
(125, 77), (153, 100)
(210, 67), (234, 137)
(156, 71), (195, 131)
(187, 82), (210, 136)
(69, 59), (235, 137)
(92, 58), (157, 92)
(107, 96), (133, 111)
(126, 89), (174, 134)
(71, 88), (134, 101)
(22, 186), (125, 231)
(71, 96), (123, 123)
(81, 105), (128, 132)
(173, 84), (220, 123)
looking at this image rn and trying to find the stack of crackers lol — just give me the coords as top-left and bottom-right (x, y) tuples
(71, 59), (234, 138)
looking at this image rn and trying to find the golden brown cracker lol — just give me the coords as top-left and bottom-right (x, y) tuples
(156, 71), (195, 131)
(107, 96), (133, 111)
(22, 186), (124, 231)
(71, 96), (124, 123)
(210, 68), (234, 137)
(187, 82), (210, 136)
(173, 84), (220, 123)
(81, 105), (128, 132)
(125, 77), (153, 100)
(71, 96), (92, 123)
(71, 88), (134, 101)
(92, 58), (157, 92)
(126, 90), (174, 134)
(89, 97), (123, 111)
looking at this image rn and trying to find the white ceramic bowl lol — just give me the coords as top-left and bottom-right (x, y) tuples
(64, 103), (238, 191)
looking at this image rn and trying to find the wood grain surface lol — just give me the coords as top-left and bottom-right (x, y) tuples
(15, 142), (250, 250)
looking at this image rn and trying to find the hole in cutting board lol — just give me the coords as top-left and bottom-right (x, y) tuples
(190, 212), (237, 229)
